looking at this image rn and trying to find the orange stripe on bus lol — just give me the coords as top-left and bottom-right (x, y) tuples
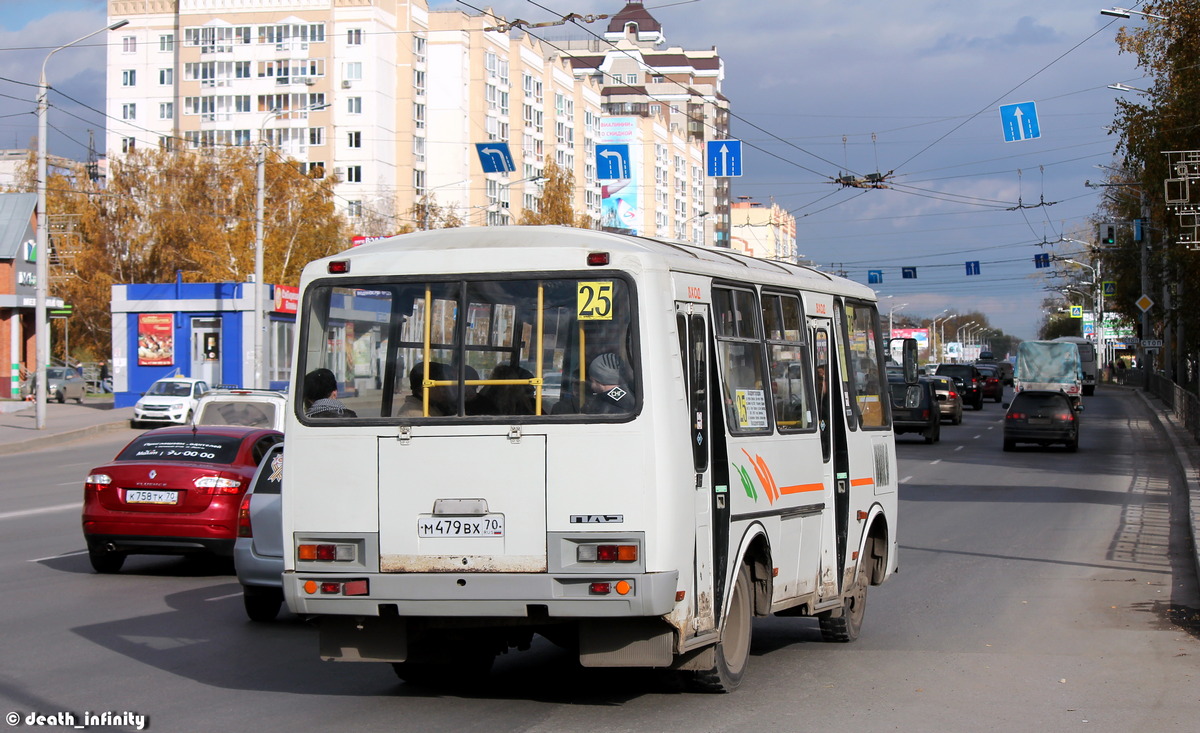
(780, 483), (825, 494)
(850, 478), (875, 487)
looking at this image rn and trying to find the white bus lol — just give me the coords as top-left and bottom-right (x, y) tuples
(282, 226), (910, 691)
(1051, 336), (1098, 396)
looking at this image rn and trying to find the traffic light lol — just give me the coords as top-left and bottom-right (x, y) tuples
(1100, 222), (1117, 246)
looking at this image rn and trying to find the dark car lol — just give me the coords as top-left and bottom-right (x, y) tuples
(935, 364), (984, 410)
(82, 426), (284, 573)
(888, 377), (940, 443)
(1003, 390), (1081, 452)
(235, 442), (286, 621)
(974, 363), (1004, 403)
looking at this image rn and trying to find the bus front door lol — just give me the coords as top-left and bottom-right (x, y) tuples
(678, 304), (718, 635)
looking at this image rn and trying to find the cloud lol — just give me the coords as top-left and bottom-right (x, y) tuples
(922, 15), (1064, 55)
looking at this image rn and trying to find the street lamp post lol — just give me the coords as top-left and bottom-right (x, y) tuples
(888, 302), (908, 337)
(35, 18), (128, 429)
(937, 313), (957, 364)
(253, 102), (328, 389)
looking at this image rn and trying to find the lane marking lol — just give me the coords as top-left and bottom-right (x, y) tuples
(0, 502), (79, 521)
(930, 459), (942, 465)
(954, 445), (964, 452)
(29, 549), (87, 563)
(973, 434), (981, 440)
(900, 475), (913, 484)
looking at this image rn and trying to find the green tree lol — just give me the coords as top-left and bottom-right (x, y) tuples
(518, 161), (578, 226)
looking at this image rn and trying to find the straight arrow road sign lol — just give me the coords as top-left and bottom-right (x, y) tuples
(706, 140), (743, 177)
(999, 101), (1041, 143)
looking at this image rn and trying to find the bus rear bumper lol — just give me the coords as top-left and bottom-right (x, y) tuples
(284, 569), (680, 618)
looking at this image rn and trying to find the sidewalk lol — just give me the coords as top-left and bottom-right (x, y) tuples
(0, 399), (135, 457)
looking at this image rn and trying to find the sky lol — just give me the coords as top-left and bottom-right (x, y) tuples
(0, 0), (1154, 340)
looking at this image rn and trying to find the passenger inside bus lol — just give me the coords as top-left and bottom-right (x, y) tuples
(472, 364), (536, 415)
(303, 368), (358, 418)
(397, 362), (452, 417)
(583, 352), (634, 414)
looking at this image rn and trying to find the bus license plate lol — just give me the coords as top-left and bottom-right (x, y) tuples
(417, 516), (504, 537)
(125, 490), (179, 505)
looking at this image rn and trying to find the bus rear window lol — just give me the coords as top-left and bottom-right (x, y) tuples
(298, 277), (638, 421)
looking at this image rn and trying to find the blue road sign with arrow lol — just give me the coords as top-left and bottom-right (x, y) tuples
(999, 101), (1041, 143)
(595, 144), (630, 180)
(706, 140), (743, 177)
(475, 143), (515, 173)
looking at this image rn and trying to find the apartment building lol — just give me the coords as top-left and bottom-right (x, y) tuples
(106, 0), (425, 232)
(554, 0), (731, 246)
(730, 198), (799, 264)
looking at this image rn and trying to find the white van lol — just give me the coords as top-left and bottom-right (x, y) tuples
(193, 388), (287, 431)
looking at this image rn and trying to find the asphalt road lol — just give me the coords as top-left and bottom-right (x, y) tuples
(0, 387), (1196, 733)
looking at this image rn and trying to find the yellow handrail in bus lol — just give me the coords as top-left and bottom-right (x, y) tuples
(421, 286), (432, 416)
(535, 283), (544, 415)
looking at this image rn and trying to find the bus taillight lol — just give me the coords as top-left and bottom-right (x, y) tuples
(298, 542), (356, 561)
(577, 544), (638, 562)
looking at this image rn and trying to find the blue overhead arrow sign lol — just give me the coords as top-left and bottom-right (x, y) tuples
(595, 144), (630, 180)
(475, 143), (516, 173)
(999, 101), (1041, 143)
(706, 140), (743, 177)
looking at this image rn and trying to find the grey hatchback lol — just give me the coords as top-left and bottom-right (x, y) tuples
(1003, 390), (1081, 452)
(234, 442), (285, 621)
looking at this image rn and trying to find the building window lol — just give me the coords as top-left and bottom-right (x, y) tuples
(413, 35), (426, 63)
(413, 136), (425, 163)
(121, 137), (135, 153)
(347, 28), (363, 46)
(235, 61), (251, 79)
(159, 34), (174, 52)
(414, 70), (425, 95)
(626, 74), (638, 84)
(344, 62), (362, 81)
(122, 103), (136, 120)
(303, 162), (325, 177)
(159, 102), (173, 120)
(413, 168), (425, 195)
(122, 69), (136, 86)
(348, 131), (361, 148)
(159, 68), (173, 85)
(309, 127), (324, 146)
(235, 96), (251, 113)
(346, 165), (362, 183)
(348, 201), (362, 218)
(122, 36), (136, 53)
(414, 103), (425, 129)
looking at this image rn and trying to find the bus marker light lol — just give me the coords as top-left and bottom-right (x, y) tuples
(328, 260), (350, 274)
(615, 580), (632, 595)
(298, 544), (317, 560)
(320, 582), (341, 594)
(857, 510), (869, 521)
(587, 252), (610, 266)
(343, 580), (369, 596)
(589, 582), (611, 595)
(617, 545), (638, 562)
(676, 591), (686, 602)
(303, 580), (318, 594)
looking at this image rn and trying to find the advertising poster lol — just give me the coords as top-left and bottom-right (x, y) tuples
(137, 314), (175, 366)
(598, 117), (640, 234)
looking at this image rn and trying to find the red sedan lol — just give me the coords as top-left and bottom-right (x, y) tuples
(82, 426), (283, 573)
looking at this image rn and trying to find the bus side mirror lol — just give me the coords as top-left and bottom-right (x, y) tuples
(889, 337), (919, 385)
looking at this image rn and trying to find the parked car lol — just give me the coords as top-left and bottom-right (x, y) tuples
(1002, 390), (1082, 452)
(935, 364), (984, 410)
(195, 388), (288, 431)
(235, 442), (285, 621)
(132, 377), (209, 428)
(925, 374), (963, 425)
(888, 376), (940, 443)
(974, 363), (1004, 403)
(45, 366), (87, 404)
(82, 425), (284, 573)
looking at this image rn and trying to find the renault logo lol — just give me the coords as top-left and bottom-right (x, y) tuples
(148, 470), (157, 479)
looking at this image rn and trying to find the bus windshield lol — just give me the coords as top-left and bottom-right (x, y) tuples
(298, 276), (638, 420)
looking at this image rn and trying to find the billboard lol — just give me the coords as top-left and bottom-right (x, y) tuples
(137, 314), (175, 366)
(598, 117), (640, 234)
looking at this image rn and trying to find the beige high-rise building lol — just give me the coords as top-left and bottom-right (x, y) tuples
(730, 198), (799, 264)
(554, 0), (730, 246)
(103, 0), (713, 239)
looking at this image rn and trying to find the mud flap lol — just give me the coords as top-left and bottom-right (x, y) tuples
(319, 615), (408, 662)
(578, 618), (674, 667)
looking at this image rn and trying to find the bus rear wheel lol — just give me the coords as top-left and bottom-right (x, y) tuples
(819, 565), (869, 643)
(687, 563), (753, 693)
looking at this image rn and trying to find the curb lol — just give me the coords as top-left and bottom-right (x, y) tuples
(1133, 388), (1200, 587)
(0, 420), (132, 457)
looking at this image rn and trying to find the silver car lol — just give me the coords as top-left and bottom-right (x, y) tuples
(234, 442), (285, 621)
(924, 374), (963, 425)
(45, 366), (87, 404)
